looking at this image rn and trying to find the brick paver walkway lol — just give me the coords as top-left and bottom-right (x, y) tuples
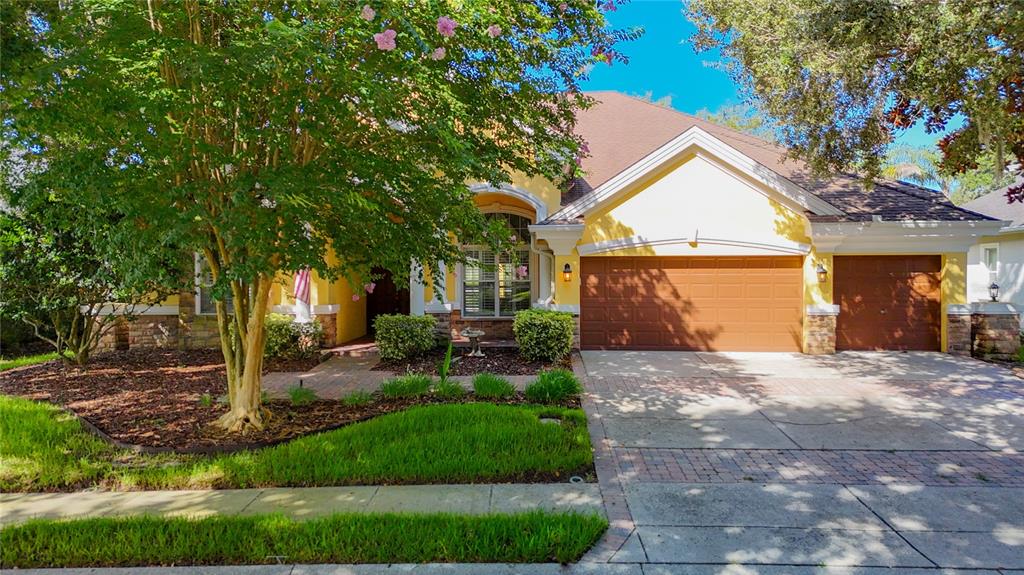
(613, 447), (1024, 486)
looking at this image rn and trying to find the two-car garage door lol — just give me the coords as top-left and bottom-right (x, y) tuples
(580, 256), (804, 351)
(579, 255), (942, 352)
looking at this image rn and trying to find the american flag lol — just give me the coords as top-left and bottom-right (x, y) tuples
(293, 268), (311, 304)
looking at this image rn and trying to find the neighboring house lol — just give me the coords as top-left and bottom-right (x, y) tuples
(107, 92), (1017, 355)
(963, 180), (1024, 330)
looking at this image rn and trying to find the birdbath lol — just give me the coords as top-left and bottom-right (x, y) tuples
(460, 327), (486, 357)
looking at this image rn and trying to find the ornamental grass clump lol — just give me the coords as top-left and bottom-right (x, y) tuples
(472, 373), (516, 399)
(380, 374), (433, 398)
(524, 369), (581, 404)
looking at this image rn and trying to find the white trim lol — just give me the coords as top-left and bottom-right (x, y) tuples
(550, 126), (844, 221)
(810, 220), (1007, 253)
(575, 234), (811, 256)
(425, 301), (454, 313)
(84, 304), (180, 316)
(528, 224), (584, 255)
(805, 304), (840, 316)
(980, 242), (1000, 284)
(546, 303), (579, 314)
(468, 183), (548, 222)
(946, 303), (972, 316)
(409, 261), (425, 316)
(312, 304), (340, 314)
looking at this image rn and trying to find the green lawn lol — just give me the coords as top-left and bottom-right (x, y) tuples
(0, 395), (593, 492)
(0, 351), (64, 372)
(0, 511), (608, 568)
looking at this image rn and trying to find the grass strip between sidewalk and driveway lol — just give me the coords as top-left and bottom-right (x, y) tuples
(1, 395), (593, 492)
(0, 511), (608, 568)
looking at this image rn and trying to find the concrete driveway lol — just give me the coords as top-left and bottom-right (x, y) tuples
(578, 350), (1024, 572)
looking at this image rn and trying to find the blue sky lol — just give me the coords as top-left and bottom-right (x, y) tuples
(581, 0), (940, 149)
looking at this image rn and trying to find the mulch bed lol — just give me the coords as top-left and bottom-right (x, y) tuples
(373, 346), (570, 376)
(0, 349), (579, 452)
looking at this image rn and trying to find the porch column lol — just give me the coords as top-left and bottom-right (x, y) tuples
(409, 261), (425, 316)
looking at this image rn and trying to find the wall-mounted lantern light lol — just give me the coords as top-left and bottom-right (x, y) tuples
(815, 263), (828, 284)
(989, 282), (1000, 302)
(563, 263), (573, 283)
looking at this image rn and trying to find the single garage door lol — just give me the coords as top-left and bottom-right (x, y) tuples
(834, 255), (941, 351)
(580, 256), (803, 351)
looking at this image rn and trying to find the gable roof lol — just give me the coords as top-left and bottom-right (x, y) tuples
(546, 91), (994, 224)
(961, 177), (1024, 230)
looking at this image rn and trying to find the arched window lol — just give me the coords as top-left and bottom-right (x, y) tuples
(463, 213), (532, 317)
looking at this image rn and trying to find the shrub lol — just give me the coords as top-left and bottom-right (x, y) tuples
(433, 379), (465, 400)
(374, 314), (438, 362)
(472, 373), (515, 399)
(380, 374), (433, 398)
(524, 369), (581, 404)
(342, 391), (373, 407)
(287, 386), (318, 406)
(231, 314), (323, 360)
(512, 309), (574, 362)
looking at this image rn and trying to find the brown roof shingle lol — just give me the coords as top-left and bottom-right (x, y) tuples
(549, 91), (994, 224)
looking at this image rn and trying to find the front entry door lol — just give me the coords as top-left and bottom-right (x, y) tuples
(366, 267), (410, 335)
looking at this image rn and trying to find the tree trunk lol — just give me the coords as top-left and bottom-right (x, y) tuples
(214, 274), (273, 434)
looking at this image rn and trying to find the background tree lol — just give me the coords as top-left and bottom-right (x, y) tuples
(687, 0), (1024, 202)
(695, 103), (778, 142)
(0, 198), (180, 366)
(1, 1), (633, 432)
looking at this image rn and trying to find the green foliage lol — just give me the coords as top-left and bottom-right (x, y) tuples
(695, 103), (778, 142)
(374, 314), (438, 362)
(264, 314), (323, 360)
(0, 206), (178, 366)
(342, 391), (373, 407)
(287, 386), (318, 407)
(432, 379), (466, 400)
(1, 511), (608, 568)
(437, 340), (454, 382)
(472, 373), (516, 399)
(379, 375), (433, 398)
(513, 309), (575, 362)
(524, 369), (582, 404)
(0, 396), (114, 492)
(198, 394), (214, 408)
(687, 0), (1024, 199)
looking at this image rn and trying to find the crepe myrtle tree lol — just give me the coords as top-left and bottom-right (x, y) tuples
(687, 0), (1024, 202)
(1, 1), (637, 432)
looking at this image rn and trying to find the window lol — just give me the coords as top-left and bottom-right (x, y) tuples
(195, 254), (233, 315)
(462, 213), (532, 317)
(981, 244), (999, 284)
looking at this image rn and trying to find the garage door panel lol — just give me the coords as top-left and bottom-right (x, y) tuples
(580, 256), (803, 352)
(835, 255), (940, 351)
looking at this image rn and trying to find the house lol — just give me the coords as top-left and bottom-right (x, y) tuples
(105, 92), (1019, 356)
(963, 181), (1024, 336)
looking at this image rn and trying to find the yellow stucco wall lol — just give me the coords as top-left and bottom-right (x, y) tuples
(509, 171), (563, 215)
(940, 252), (967, 352)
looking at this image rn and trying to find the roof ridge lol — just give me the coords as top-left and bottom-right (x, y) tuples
(875, 179), (997, 221)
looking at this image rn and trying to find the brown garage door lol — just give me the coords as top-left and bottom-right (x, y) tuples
(834, 255), (941, 351)
(580, 256), (803, 351)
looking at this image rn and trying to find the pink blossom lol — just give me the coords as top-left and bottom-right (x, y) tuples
(437, 16), (457, 37)
(430, 46), (446, 60)
(601, 0), (617, 12)
(364, 282), (376, 294)
(516, 265), (528, 279)
(580, 141), (590, 154)
(373, 29), (397, 50)
(352, 294), (361, 302)
(559, 3), (568, 12)
(360, 5), (375, 21)
(486, 24), (502, 38)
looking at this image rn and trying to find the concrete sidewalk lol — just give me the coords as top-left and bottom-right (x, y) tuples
(0, 483), (602, 526)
